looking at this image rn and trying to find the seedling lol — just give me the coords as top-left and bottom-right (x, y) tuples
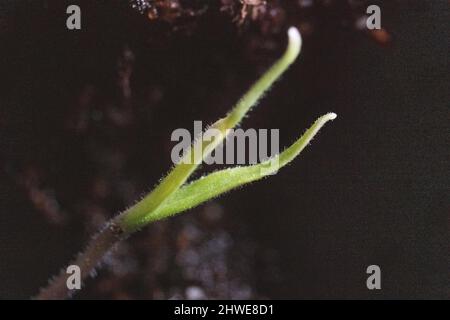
(37, 27), (337, 299)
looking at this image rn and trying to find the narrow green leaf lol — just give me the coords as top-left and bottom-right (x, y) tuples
(140, 113), (337, 224)
(120, 27), (303, 232)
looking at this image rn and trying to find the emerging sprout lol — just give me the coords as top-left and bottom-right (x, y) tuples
(37, 27), (336, 299)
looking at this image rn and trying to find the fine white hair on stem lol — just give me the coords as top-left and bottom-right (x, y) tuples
(36, 26), (337, 300)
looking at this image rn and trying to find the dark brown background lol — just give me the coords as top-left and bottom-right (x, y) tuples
(0, 1), (448, 299)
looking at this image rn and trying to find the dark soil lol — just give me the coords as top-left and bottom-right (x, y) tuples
(0, 1), (448, 299)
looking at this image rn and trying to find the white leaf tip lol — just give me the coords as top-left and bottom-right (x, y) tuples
(286, 27), (302, 61)
(288, 27), (302, 42)
(327, 112), (337, 120)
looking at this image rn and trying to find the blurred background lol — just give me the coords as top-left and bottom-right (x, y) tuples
(0, 0), (448, 299)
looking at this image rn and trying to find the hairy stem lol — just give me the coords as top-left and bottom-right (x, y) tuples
(36, 218), (126, 299)
(35, 27), (308, 299)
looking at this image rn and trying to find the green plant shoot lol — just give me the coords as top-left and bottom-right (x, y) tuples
(37, 27), (337, 300)
(119, 27), (336, 232)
